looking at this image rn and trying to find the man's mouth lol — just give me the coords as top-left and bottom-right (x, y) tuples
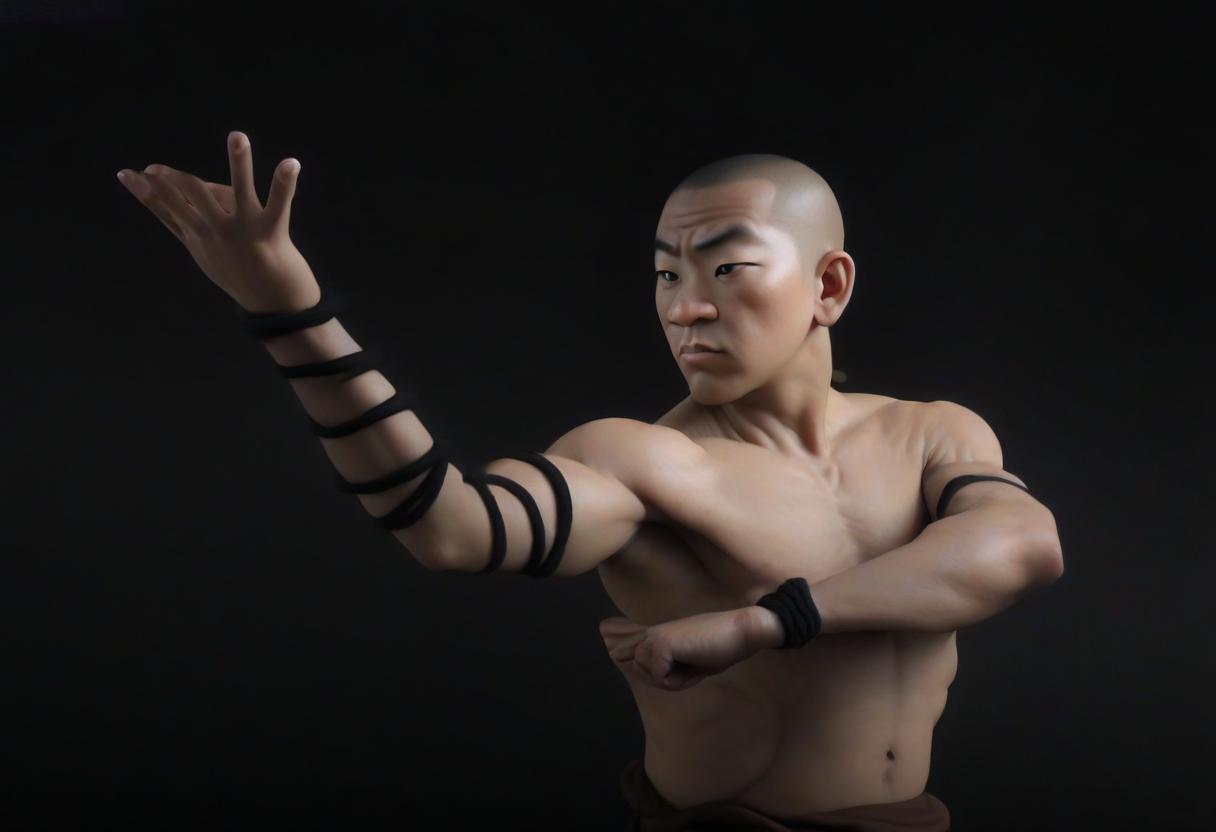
(680, 348), (724, 363)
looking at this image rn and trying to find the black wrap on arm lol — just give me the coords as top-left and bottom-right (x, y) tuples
(464, 452), (573, 578)
(235, 289), (571, 577)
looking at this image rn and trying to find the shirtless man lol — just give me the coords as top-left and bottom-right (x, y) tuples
(117, 138), (1064, 830)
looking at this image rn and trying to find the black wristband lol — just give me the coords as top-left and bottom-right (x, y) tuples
(755, 577), (823, 648)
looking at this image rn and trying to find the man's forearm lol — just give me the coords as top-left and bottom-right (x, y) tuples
(259, 317), (458, 567)
(742, 508), (1061, 647)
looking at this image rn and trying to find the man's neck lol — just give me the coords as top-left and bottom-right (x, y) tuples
(712, 381), (846, 462)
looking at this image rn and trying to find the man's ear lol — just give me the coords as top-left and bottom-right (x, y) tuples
(813, 249), (855, 328)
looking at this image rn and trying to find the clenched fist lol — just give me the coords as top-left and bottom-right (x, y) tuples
(117, 130), (321, 314)
(599, 607), (763, 692)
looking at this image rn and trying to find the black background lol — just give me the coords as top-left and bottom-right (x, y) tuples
(4, 4), (1212, 830)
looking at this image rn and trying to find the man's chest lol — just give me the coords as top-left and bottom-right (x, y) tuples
(600, 401), (930, 623)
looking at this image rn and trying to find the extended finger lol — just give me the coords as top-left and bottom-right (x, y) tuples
(154, 165), (226, 225)
(142, 166), (205, 233)
(119, 170), (185, 239)
(263, 157), (299, 234)
(227, 131), (261, 216)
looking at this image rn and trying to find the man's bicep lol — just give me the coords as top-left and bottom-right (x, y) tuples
(919, 400), (1041, 523)
(434, 418), (656, 577)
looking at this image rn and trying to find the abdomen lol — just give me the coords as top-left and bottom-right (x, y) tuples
(598, 523), (958, 814)
(736, 629), (958, 814)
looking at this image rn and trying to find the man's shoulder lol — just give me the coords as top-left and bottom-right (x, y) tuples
(865, 395), (969, 439)
(911, 398), (1021, 517)
(544, 415), (686, 452)
(913, 399), (1003, 465)
(545, 416), (706, 487)
(875, 396), (1002, 469)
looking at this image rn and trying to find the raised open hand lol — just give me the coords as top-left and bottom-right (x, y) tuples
(116, 130), (320, 314)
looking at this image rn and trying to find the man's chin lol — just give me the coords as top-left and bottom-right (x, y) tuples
(687, 382), (739, 407)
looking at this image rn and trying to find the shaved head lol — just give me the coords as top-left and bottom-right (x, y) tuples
(669, 153), (845, 270)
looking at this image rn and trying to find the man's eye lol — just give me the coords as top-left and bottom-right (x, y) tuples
(715, 262), (753, 276)
(656, 264), (751, 282)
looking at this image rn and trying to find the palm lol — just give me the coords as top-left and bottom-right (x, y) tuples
(118, 131), (318, 313)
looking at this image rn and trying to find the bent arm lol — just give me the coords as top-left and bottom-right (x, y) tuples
(742, 501), (1062, 645)
(741, 399), (1064, 647)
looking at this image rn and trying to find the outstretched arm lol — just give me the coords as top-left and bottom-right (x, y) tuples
(255, 312), (677, 577)
(118, 131), (702, 578)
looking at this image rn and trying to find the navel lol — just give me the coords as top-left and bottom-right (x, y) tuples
(886, 749), (896, 761)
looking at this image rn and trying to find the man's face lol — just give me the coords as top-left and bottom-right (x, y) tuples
(654, 178), (816, 404)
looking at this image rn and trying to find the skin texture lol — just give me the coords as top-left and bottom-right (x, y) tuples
(590, 393), (1061, 816)
(117, 131), (320, 313)
(652, 164), (854, 458)
(582, 157), (1061, 814)
(119, 141), (1061, 818)
(595, 162), (860, 694)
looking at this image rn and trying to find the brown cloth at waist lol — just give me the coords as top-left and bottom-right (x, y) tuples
(620, 757), (951, 832)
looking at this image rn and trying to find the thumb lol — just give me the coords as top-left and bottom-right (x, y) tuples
(599, 616), (646, 652)
(599, 616), (644, 636)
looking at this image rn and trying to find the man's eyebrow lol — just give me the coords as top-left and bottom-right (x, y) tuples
(654, 224), (764, 256)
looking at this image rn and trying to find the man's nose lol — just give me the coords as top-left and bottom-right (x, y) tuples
(666, 288), (719, 327)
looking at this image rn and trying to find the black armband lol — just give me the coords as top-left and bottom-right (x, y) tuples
(934, 474), (1032, 522)
(235, 289), (571, 578)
